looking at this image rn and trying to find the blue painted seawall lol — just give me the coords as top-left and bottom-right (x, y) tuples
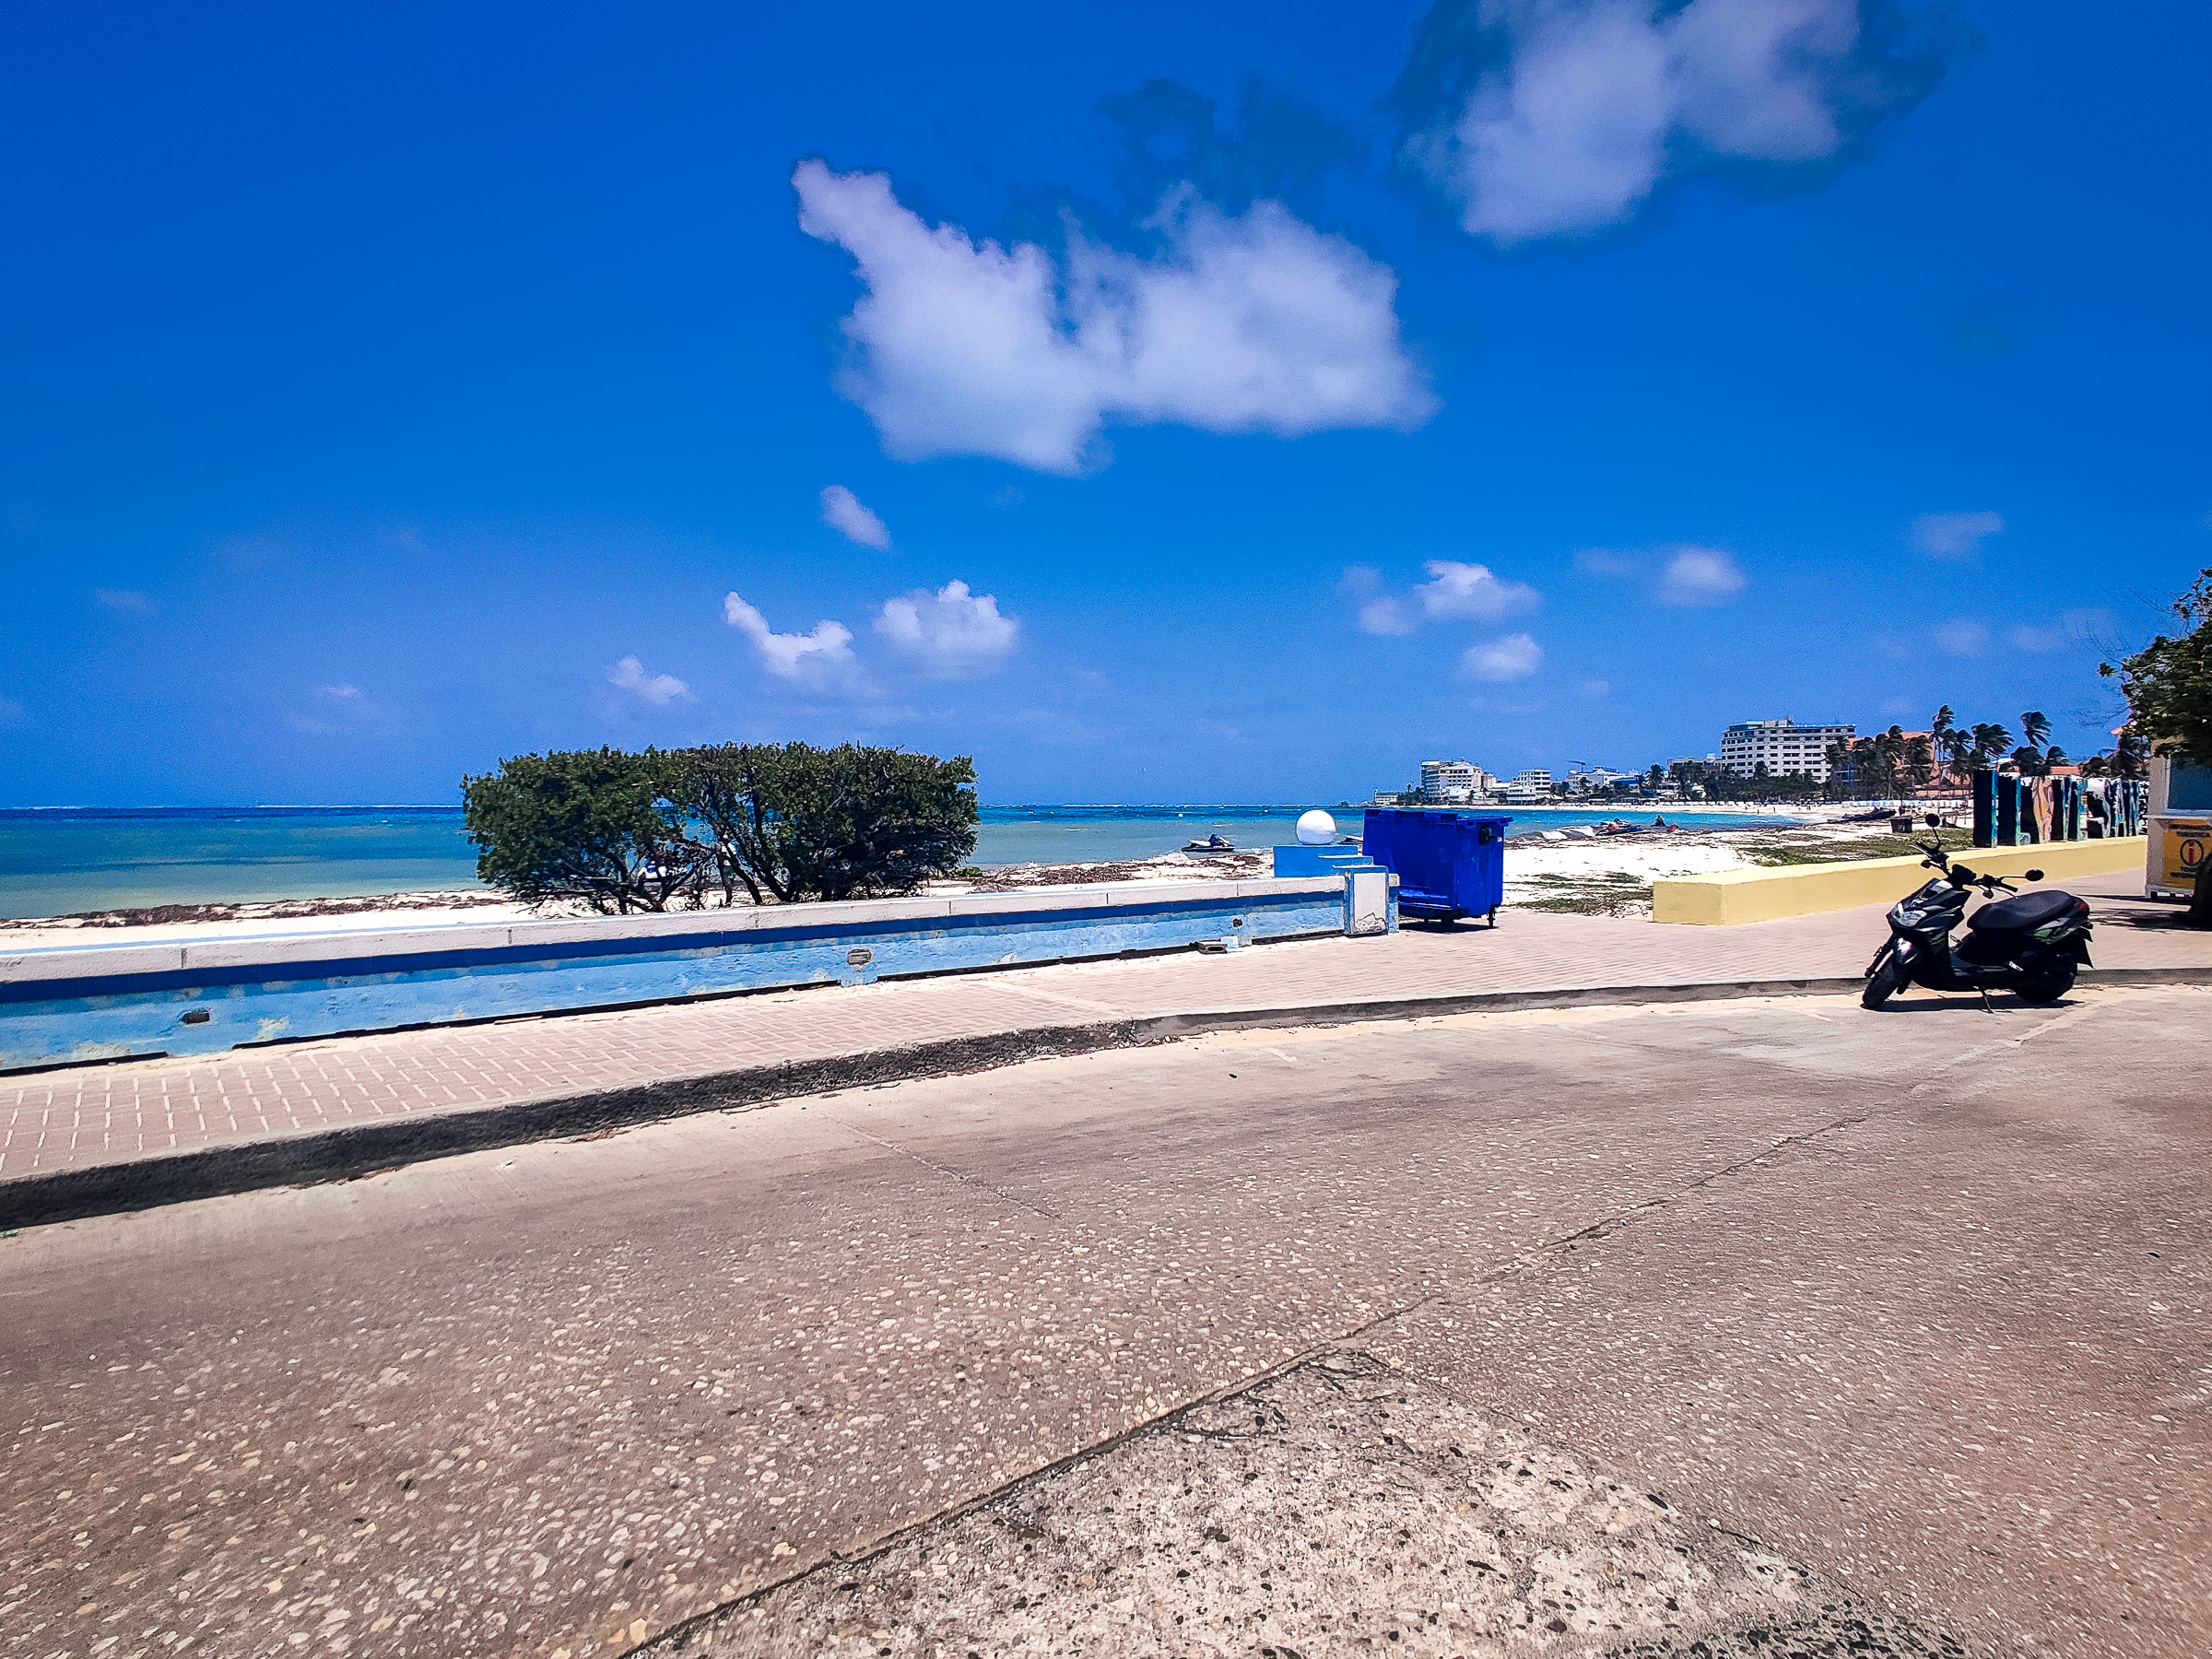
(0, 876), (1394, 1072)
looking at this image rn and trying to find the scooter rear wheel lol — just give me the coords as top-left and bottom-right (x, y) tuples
(2016, 965), (2077, 1006)
(1861, 951), (1907, 1009)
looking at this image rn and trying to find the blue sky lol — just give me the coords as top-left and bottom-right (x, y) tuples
(4, 0), (2207, 806)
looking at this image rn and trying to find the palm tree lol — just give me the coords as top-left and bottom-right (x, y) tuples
(2020, 710), (2051, 749)
(1970, 722), (2013, 768)
(1932, 705), (1955, 745)
(1936, 728), (1972, 780)
(2114, 730), (2148, 779)
(1903, 734), (1936, 791)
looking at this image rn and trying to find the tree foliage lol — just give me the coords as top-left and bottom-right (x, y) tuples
(2104, 567), (2212, 767)
(464, 742), (979, 913)
(675, 742), (981, 904)
(2103, 567), (2212, 924)
(462, 747), (700, 914)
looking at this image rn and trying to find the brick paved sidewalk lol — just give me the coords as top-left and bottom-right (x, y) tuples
(5, 872), (2206, 1186)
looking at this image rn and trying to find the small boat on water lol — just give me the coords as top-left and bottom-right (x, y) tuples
(1182, 834), (1236, 853)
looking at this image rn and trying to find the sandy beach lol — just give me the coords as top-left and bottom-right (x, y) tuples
(0, 807), (1960, 951)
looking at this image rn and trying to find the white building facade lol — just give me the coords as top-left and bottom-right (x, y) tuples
(1418, 759), (1492, 803)
(1719, 720), (1855, 781)
(1500, 768), (1553, 805)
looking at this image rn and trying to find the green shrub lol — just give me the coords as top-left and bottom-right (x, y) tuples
(675, 743), (978, 903)
(465, 741), (979, 912)
(462, 747), (701, 914)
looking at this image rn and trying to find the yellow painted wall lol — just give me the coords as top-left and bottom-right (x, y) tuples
(1651, 837), (2147, 926)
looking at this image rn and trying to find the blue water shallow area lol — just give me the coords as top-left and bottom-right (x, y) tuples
(0, 803), (1798, 919)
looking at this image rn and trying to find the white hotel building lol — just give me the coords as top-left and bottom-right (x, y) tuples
(1719, 719), (1856, 781)
(1418, 759), (1493, 802)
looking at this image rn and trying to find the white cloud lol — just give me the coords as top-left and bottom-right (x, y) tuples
(793, 161), (1435, 473)
(1411, 0), (1873, 245)
(1933, 618), (1989, 656)
(1416, 559), (1542, 620)
(724, 593), (858, 683)
(1343, 565), (1418, 635)
(1657, 545), (1746, 605)
(95, 588), (149, 612)
(1579, 678), (1612, 698)
(1349, 559), (1540, 633)
(606, 655), (693, 705)
(1462, 632), (1545, 681)
(1913, 510), (2002, 558)
(875, 579), (1020, 677)
(820, 485), (891, 549)
(284, 682), (382, 735)
(1359, 596), (1419, 635)
(0, 694), (24, 727)
(2008, 608), (2110, 653)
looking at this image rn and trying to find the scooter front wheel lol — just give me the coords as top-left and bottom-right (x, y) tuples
(2016, 964), (2077, 1006)
(1862, 948), (1908, 1009)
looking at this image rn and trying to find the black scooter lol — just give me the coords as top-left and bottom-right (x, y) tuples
(1862, 816), (2094, 1010)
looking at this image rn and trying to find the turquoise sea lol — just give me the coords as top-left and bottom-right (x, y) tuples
(0, 804), (1795, 919)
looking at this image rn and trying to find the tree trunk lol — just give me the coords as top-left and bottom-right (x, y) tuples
(2191, 855), (2212, 929)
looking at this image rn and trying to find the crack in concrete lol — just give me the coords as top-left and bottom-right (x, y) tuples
(625, 1002), (2183, 1655)
(825, 1115), (1064, 1220)
(637, 1350), (1977, 1659)
(1462, 1112), (1872, 1295)
(625, 1115), (1882, 1655)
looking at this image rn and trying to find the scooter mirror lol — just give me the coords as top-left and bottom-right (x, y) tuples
(2024, 868), (2043, 881)
(1925, 814), (1942, 828)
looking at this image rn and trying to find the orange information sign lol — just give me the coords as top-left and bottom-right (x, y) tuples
(2160, 818), (2210, 889)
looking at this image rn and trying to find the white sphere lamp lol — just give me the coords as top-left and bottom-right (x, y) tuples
(1295, 809), (1337, 846)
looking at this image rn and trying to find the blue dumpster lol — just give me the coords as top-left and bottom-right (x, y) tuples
(1361, 808), (1511, 924)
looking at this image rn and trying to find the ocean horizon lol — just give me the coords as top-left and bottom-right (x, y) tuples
(0, 802), (1804, 919)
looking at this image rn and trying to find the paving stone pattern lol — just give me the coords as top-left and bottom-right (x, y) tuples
(4, 874), (2205, 1182)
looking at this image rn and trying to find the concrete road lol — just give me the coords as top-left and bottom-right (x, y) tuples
(1, 986), (2205, 1658)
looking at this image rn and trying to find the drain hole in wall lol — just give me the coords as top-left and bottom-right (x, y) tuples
(181, 1008), (212, 1026)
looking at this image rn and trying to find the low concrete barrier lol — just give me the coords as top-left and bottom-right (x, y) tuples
(1651, 838), (2147, 926)
(0, 875), (1390, 1073)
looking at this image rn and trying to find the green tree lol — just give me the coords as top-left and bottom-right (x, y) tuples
(2103, 566), (2212, 925)
(1936, 726), (1973, 780)
(693, 742), (980, 904)
(463, 747), (700, 914)
(1969, 722), (2013, 770)
(1823, 739), (1853, 799)
(667, 743), (771, 906)
(465, 741), (981, 913)
(2078, 732), (2147, 780)
(1902, 733), (1936, 792)
(2116, 730), (2149, 778)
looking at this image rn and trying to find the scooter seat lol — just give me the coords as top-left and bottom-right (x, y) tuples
(1968, 889), (2077, 932)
